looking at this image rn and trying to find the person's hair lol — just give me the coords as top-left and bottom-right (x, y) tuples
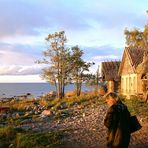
(104, 92), (121, 103)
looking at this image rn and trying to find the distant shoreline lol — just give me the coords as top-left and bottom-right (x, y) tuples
(0, 83), (93, 98)
(0, 82), (48, 84)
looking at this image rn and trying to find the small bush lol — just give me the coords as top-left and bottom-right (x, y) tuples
(17, 131), (65, 148)
(38, 99), (49, 108)
(0, 126), (24, 148)
(123, 96), (148, 117)
(0, 126), (66, 148)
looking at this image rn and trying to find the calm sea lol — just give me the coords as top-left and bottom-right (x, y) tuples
(0, 83), (91, 98)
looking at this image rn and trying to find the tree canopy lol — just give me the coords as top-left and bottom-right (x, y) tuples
(37, 31), (94, 98)
(124, 25), (148, 48)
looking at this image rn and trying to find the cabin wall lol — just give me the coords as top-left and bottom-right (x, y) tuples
(137, 74), (144, 95)
(121, 74), (137, 95)
(107, 80), (114, 92)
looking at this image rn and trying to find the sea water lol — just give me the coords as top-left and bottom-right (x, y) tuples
(0, 83), (92, 98)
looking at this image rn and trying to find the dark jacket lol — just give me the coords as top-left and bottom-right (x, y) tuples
(104, 103), (131, 148)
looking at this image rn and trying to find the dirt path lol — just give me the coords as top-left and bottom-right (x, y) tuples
(55, 104), (148, 148)
(20, 103), (148, 148)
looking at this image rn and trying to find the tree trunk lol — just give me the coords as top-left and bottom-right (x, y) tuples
(54, 79), (58, 97)
(76, 78), (79, 96)
(62, 83), (65, 98)
(59, 77), (63, 99)
(78, 83), (82, 96)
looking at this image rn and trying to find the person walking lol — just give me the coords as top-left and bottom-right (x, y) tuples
(104, 92), (131, 148)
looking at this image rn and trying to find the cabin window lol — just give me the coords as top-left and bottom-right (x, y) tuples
(129, 77), (131, 93)
(121, 78), (124, 93)
(133, 77), (135, 92)
(126, 77), (128, 93)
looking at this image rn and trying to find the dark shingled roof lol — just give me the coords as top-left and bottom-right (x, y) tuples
(136, 49), (148, 75)
(101, 61), (121, 81)
(126, 46), (144, 69)
(119, 46), (147, 75)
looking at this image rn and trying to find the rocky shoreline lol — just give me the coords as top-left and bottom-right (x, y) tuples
(0, 95), (148, 148)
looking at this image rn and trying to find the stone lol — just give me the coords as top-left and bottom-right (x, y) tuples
(9, 143), (14, 147)
(82, 113), (86, 117)
(20, 125), (32, 131)
(48, 91), (56, 97)
(60, 102), (67, 109)
(24, 112), (30, 117)
(21, 119), (32, 124)
(41, 110), (52, 117)
(16, 113), (20, 118)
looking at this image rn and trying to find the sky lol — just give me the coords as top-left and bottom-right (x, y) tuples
(0, 0), (147, 82)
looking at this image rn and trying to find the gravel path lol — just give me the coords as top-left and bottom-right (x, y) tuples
(20, 102), (148, 148)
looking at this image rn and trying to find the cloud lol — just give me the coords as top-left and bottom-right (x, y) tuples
(0, 0), (50, 38)
(82, 45), (123, 61)
(92, 55), (120, 61)
(0, 0), (147, 79)
(0, 42), (43, 65)
(72, 44), (122, 74)
(0, 64), (43, 75)
(0, 0), (91, 39)
(0, 0), (146, 61)
(0, 43), (123, 75)
(0, 0), (146, 40)
(0, 75), (44, 83)
(85, 5), (147, 30)
(0, 42), (46, 75)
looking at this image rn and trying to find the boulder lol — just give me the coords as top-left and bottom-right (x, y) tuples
(41, 110), (52, 117)
(48, 91), (56, 97)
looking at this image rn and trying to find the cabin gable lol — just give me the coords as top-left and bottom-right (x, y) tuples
(119, 50), (135, 76)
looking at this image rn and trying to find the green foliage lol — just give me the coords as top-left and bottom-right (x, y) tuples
(8, 115), (33, 126)
(38, 31), (70, 99)
(0, 126), (24, 148)
(124, 25), (148, 48)
(70, 46), (94, 96)
(86, 66), (101, 93)
(42, 92), (104, 114)
(17, 131), (65, 148)
(122, 96), (148, 117)
(1, 94), (147, 147)
(0, 126), (65, 148)
(55, 110), (72, 120)
(37, 32), (94, 99)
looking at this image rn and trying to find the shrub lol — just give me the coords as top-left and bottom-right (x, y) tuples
(122, 96), (148, 117)
(0, 126), (66, 148)
(0, 126), (24, 148)
(17, 131), (65, 148)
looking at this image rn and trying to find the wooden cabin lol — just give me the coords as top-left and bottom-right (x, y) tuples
(118, 46), (148, 98)
(101, 61), (121, 93)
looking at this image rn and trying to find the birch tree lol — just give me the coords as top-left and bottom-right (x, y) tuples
(70, 46), (94, 96)
(38, 31), (70, 99)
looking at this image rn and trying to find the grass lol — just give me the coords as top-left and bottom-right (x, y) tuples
(0, 91), (104, 113)
(0, 126), (25, 148)
(47, 92), (104, 112)
(0, 99), (35, 112)
(0, 92), (147, 147)
(121, 96), (148, 117)
(16, 131), (66, 148)
(1, 92), (147, 119)
(0, 126), (66, 148)
(8, 115), (33, 126)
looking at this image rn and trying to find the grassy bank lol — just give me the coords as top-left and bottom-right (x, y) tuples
(122, 96), (148, 120)
(0, 126), (66, 148)
(0, 93), (147, 147)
